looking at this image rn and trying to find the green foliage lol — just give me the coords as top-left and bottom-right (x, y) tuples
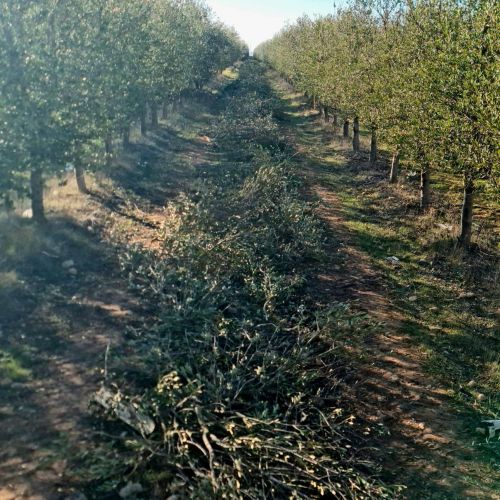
(0, 348), (32, 381)
(87, 63), (394, 499)
(102, 162), (386, 497)
(255, 0), (499, 246)
(0, 0), (247, 215)
(214, 74), (280, 153)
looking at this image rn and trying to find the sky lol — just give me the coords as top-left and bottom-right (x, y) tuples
(205, 0), (338, 51)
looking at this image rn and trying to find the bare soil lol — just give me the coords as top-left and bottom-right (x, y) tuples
(0, 221), (144, 499)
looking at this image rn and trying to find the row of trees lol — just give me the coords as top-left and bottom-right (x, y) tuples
(0, 0), (247, 222)
(255, 0), (499, 247)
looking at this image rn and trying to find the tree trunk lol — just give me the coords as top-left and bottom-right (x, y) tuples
(140, 104), (147, 136)
(333, 114), (339, 129)
(352, 116), (360, 152)
(151, 102), (159, 129)
(30, 169), (45, 224)
(389, 151), (400, 184)
(343, 119), (350, 138)
(369, 128), (378, 165)
(105, 134), (113, 167)
(173, 96), (181, 112)
(312, 95), (317, 110)
(163, 101), (169, 119)
(75, 164), (89, 194)
(323, 106), (329, 123)
(123, 125), (131, 148)
(3, 193), (14, 213)
(420, 167), (431, 211)
(458, 177), (474, 248)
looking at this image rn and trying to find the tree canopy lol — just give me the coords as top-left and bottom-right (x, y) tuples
(0, 0), (247, 220)
(255, 0), (499, 247)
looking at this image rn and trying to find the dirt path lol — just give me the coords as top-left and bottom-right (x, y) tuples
(273, 78), (498, 498)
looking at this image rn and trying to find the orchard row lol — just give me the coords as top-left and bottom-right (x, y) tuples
(255, 0), (499, 247)
(0, 0), (247, 222)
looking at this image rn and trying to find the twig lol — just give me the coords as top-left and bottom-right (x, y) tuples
(104, 341), (110, 382)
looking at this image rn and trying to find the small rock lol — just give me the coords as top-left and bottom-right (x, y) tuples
(483, 419), (500, 438)
(199, 135), (212, 144)
(62, 260), (75, 269)
(119, 482), (144, 498)
(467, 380), (476, 388)
(459, 292), (475, 299)
(386, 256), (401, 265)
(409, 296), (418, 302)
(68, 268), (78, 276)
(22, 209), (33, 218)
(476, 393), (486, 402)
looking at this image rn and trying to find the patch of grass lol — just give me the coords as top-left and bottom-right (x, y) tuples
(0, 218), (46, 263)
(0, 349), (32, 381)
(221, 67), (238, 80)
(306, 129), (499, 422)
(357, 222), (408, 256)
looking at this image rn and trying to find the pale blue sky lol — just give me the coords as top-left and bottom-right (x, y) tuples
(206, 0), (338, 50)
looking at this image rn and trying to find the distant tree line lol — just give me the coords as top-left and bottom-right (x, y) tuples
(0, 0), (247, 222)
(255, 0), (499, 247)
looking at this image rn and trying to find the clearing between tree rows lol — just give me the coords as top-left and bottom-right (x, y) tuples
(0, 62), (498, 499)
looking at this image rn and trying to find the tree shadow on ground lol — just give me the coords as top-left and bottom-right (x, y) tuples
(0, 215), (144, 498)
(0, 72), (244, 498)
(105, 94), (224, 210)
